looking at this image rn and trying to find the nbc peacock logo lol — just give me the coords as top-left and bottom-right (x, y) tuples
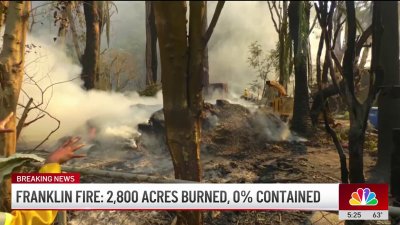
(349, 188), (378, 206)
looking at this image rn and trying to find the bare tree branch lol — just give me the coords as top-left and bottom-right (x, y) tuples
(314, 2), (322, 24)
(308, 15), (318, 36)
(204, 1), (225, 46)
(324, 2), (343, 96)
(272, 1), (282, 27)
(16, 98), (33, 138)
(29, 106), (60, 152)
(331, 50), (344, 75)
(23, 115), (45, 127)
(326, 1), (336, 40)
(267, 1), (280, 33)
(332, 19), (346, 50)
(42, 76), (80, 93)
(66, 2), (82, 62)
(17, 71), (78, 147)
(355, 25), (372, 57)
(313, 0), (349, 184)
(343, 1), (357, 100)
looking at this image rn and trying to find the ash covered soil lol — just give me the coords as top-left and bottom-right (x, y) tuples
(52, 100), (384, 225)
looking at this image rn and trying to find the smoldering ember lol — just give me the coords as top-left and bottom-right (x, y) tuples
(1, 1), (400, 225)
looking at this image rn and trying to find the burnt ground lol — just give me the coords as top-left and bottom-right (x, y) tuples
(43, 100), (392, 225)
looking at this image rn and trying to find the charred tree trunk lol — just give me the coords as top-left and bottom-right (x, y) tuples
(343, 1), (379, 184)
(333, 5), (344, 65)
(392, 129), (400, 206)
(82, 1), (100, 90)
(202, 2), (209, 88)
(307, 39), (313, 85)
(56, 3), (68, 51)
(343, 2), (365, 183)
(267, 1), (291, 91)
(289, 1), (312, 135)
(154, 2), (224, 224)
(154, 2), (205, 225)
(311, 8), (373, 126)
(278, 1), (290, 90)
(314, 1), (380, 187)
(145, 1), (158, 86)
(314, 1), (349, 184)
(376, 1), (400, 182)
(0, 0), (30, 160)
(347, 119), (366, 183)
(0, 1), (30, 211)
(278, 32), (286, 88)
(66, 2), (82, 62)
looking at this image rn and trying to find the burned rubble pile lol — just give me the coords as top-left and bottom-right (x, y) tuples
(68, 99), (296, 183)
(65, 99), (376, 225)
(68, 100), (323, 225)
(137, 99), (293, 155)
(134, 99), (300, 182)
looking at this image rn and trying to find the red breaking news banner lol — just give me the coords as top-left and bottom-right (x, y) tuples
(339, 183), (388, 211)
(11, 173), (80, 184)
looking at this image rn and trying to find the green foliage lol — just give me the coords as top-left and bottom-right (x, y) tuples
(0, 154), (44, 185)
(269, 41), (280, 79)
(247, 41), (275, 99)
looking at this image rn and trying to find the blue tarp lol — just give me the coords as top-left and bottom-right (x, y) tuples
(369, 107), (378, 129)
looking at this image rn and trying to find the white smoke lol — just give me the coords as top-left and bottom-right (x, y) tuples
(207, 1), (278, 95)
(17, 34), (162, 149)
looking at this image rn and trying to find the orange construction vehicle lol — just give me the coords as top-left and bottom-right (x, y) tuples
(265, 80), (293, 120)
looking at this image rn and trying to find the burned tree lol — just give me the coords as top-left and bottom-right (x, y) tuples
(66, 1), (82, 62)
(332, 2), (345, 66)
(0, 1), (30, 158)
(79, 1), (114, 90)
(0, 1), (30, 211)
(81, 1), (101, 90)
(153, 1), (223, 225)
(145, 1), (158, 86)
(202, 2), (209, 88)
(154, 2), (204, 223)
(288, 1), (312, 135)
(267, 1), (291, 90)
(314, 1), (349, 183)
(375, 2), (400, 182)
(393, 129), (400, 206)
(53, 2), (69, 50)
(341, 1), (365, 183)
(313, 1), (381, 184)
(311, 3), (373, 126)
